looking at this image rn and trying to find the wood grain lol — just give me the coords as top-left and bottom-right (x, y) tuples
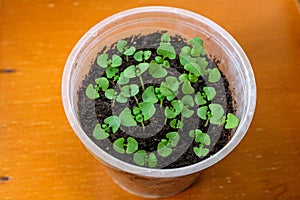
(1, 0), (300, 199)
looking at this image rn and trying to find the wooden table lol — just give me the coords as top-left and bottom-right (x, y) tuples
(1, 0), (299, 199)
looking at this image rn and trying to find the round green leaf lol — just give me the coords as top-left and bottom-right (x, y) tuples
(117, 72), (129, 85)
(121, 84), (139, 97)
(111, 55), (122, 67)
(181, 46), (191, 55)
(97, 53), (108, 68)
(149, 62), (167, 78)
(106, 66), (118, 79)
(139, 102), (156, 121)
(172, 100), (184, 114)
(93, 123), (109, 140)
(104, 88), (115, 100)
(195, 92), (207, 105)
(119, 107), (137, 127)
(143, 50), (152, 60)
(203, 86), (216, 101)
(193, 146), (209, 157)
(165, 107), (177, 119)
(134, 51), (143, 62)
(124, 46), (136, 56)
(165, 76), (179, 92)
(137, 63), (149, 76)
(182, 95), (194, 107)
(182, 80), (195, 95)
(182, 107), (194, 118)
(142, 86), (158, 104)
(157, 43), (176, 59)
(155, 56), (163, 64)
(179, 73), (189, 82)
(195, 130), (211, 145)
(134, 150), (146, 166)
(208, 68), (221, 83)
(157, 142), (172, 157)
(209, 104), (224, 124)
(197, 106), (208, 120)
(148, 153), (157, 168)
(188, 73), (198, 82)
(85, 84), (99, 99)
(95, 77), (109, 91)
(161, 33), (171, 42)
(189, 130), (195, 138)
(124, 65), (137, 78)
(117, 40), (127, 53)
(126, 137), (138, 154)
(132, 106), (141, 115)
(166, 132), (180, 147)
(113, 138), (125, 154)
(225, 113), (239, 129)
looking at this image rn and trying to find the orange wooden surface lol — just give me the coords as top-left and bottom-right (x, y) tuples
(1, 0), (300, 199)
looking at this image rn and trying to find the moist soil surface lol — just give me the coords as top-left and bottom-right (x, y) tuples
(77, 32), (235, 169)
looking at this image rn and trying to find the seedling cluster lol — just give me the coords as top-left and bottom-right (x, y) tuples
(85, 33), (239, 168)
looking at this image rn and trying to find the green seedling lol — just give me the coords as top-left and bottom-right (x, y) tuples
(123, 63), (149, 90)
(157, 132), (180, 157)
(181, 78), (194, 95)
(197, 104), (239, 129)
(85, 77), (109, 99)
(134, 150), (157, 168)
(134, 50), (152, 62)
(93, 116), (121, 140)
(189, 129), (210, 157)
(148, 33), (175, 78)
(117, 40), (136, 61)
(113, 137), (138, 154)
(132, 102), (156, 129)
(105, 84), (139, 106)
(170, 119), (183, 129)
(154, 87), (165, 107)
(157, 33), (176, 60)
(97, 54), (122, 79)
(165, 100), (184, 119)
(181, 95), (195, 118)
(189, 37), (206, 57)
(84, 33), (240, 167)
(159, 76), (179, 101)
(197, 103), (225, 125)
(195, 86), (217, 105)
(179, 72), (198, 83)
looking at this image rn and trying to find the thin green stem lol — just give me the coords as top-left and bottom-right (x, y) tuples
(112, 98), (116, 107)
(139, 76), (145, 91)
(141, 121), (145, 130)
(134, 96), (139, 105)
(204, 119), (209, 127)
(164, 118), (167, 126)
(160, 100), (163, 107)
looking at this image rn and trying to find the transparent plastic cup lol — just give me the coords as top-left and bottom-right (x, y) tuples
(62, 6), (256, 198)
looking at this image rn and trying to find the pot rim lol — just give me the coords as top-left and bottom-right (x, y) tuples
(62, 6), (256, 178)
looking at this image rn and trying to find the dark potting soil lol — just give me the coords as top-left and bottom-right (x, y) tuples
(77, 32), (236, 169)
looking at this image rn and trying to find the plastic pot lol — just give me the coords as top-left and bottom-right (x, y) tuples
(62, 6), (256, 198)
